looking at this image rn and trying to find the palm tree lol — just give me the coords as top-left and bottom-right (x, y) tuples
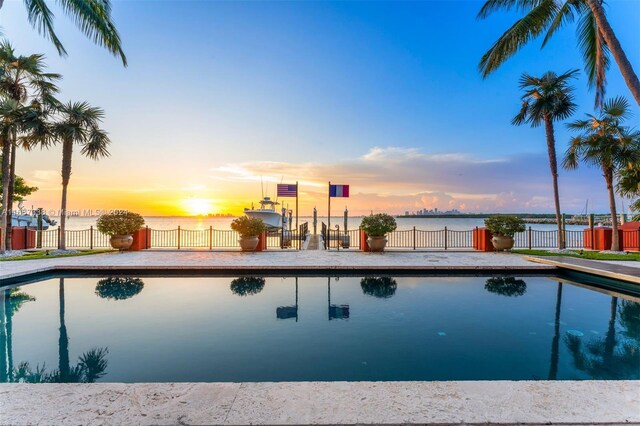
(52, 101), (110, 249)
(513, 70), (578, 248)
(478, 0), (640, 107)
(616, 164), (640, 221)
(563, 96), (640, 250)
(0, 42), (59, 252)
(0, 0), (126, 66)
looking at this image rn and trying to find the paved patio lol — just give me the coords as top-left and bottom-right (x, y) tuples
(0, 250), (553, 281)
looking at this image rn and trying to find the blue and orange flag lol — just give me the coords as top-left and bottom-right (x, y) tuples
(329, 184), (349, 197)
(277, 184), (298, 197)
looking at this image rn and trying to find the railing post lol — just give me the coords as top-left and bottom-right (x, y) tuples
(209, 226), (213, 250)
(146, 226), (150, 249)
(527, 227), (532, 250)
(444, 226), (448, 250)
(413, 226), (416, 250)
(177, 226), (181, 250)
(57, 227), (61, 248)
(90, 226), (94, 249)
(591, 218), (595, 249)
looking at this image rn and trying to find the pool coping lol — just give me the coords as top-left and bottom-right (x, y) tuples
(524, 255), (640, 284)
(1, 264), (558, 284)
(2, 380), (638, 425)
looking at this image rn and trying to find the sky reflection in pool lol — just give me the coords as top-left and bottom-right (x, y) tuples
(1, 275), (638, 382)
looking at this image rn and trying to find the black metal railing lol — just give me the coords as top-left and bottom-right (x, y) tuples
(325, 226), (586, 251)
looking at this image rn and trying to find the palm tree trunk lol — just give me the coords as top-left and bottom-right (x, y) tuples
(58, 140), (73, 250)
(59, 278), (70, 381)
(5, 138), (16, 251)
(587, 0), (640, 106)
(548, 282), (563, 380)
(0, 136), (10, 253)
(604, 168), (620, 251)
(544, 116), (564, 249)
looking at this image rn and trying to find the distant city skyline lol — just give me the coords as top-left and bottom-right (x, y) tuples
(2, 0), (639, 216)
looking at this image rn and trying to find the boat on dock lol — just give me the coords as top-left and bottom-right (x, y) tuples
(244, 197), (284, 230)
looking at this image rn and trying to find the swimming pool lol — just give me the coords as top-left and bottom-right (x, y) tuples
(1, 272), (638, 382)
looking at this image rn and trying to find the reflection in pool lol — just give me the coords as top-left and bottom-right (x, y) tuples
(0, 274), (638, 382)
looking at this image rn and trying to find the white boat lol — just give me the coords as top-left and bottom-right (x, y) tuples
(244, 197), (284, 229)
(11, 211), (57, 230)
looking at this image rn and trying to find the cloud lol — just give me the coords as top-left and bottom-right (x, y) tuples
(209, 146), (607, 214)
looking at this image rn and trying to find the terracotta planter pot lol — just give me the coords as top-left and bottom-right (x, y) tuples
(239, 236), (260, 252)
(110, 235), (133, 250)
(367, 236), (388, 252)
(491, 235), (514, 251)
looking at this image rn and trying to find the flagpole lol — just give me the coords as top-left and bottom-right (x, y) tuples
(296, 181), (299, 230)
(328, 181), (331, 237)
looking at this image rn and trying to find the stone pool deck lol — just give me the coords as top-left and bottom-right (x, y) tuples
(2, 380), (639, 425)
(1, 250), (554, 281)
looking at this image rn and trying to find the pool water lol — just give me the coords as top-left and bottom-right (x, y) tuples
(1, 274), (638, 382)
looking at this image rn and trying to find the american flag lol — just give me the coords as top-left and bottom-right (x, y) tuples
(277, 184), (298, 197)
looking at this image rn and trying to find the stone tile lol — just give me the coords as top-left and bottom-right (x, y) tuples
(1, 251), (552, 282)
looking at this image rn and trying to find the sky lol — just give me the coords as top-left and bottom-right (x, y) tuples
(2, 0), (640, 216)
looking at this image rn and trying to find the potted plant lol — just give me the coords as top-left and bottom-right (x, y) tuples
(230, 216), (266, 252)
(96, 211), (145, 250)
(360, 213), (397, 252)
(484, 215), (526, 251)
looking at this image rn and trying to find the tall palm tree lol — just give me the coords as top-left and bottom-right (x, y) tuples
(0, 42), (59, 252)
(0, 0), (126, 66)
(513, 70), (578, 248)
(478, 0), (640, 107)
(52, 101), (110, 249)
(563, 96), (640, 250)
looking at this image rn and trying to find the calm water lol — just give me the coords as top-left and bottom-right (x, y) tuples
(1, 274), (638, 383)
(50, 216), (587, 232)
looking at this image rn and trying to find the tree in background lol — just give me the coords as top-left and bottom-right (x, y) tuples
(51, 102), (110, 249)
(0, 42), (59, 251)
(512, 70), (578, 248)
(563, 96), (640, 250)
(478, 0), (640, 107)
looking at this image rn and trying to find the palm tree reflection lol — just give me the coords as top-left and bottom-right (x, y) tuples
(484, 277), (527, 297)
(548, 282), (563, 380)
(360, 277), (398, 299)
(1, 287), (35, 382)
(565, 297), (640, 380)
(6, 279), (109, 383)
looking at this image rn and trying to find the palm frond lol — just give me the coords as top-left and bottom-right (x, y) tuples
(479, 0), (558, 77)
(58, 0), (127, 66)
(477, 0), (544, 19)
(576, 9), (610, 108)
(24, 0), (68, 56)
(541, 0), (585, 47)
(80, 127), (110, 160)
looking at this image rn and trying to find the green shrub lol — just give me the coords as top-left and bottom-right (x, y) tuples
(230, 216), (267, 237)
(484, 215), (526, 237)
(96, 211), (145, 236)
(360, 213), (397, 237)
